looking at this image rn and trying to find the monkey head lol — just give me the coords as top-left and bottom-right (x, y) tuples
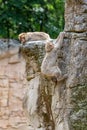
(45, 42), (54, 52)
(18, 33), (26, 44)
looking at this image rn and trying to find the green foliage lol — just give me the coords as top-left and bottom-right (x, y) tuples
(0, 0), (65, 39)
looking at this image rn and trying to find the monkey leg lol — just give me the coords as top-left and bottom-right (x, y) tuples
(42, 66), (61, 77)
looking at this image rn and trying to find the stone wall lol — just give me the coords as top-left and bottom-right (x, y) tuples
(0, 40), (28, 130)
(65, 0), (87, 129)
(0, 39), (48, 130)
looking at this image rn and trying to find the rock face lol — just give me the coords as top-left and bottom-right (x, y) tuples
(22, 0), (87, 130)
(0, 40), (28, 130)
(21, 41), (55, 130)
(22, 37), (69, 130)
(0, 1), (87, 130)
(64, 0), (87, 130)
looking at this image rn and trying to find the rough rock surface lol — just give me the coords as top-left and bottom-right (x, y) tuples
(64, 0), (87, 129)
(0, 0), (87, 130)
(0, 39), (28, 130)
(22, 0), (87, 130)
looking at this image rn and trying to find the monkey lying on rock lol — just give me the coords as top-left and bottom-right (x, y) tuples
(18, 32), (51, 44)
(41, 32), (67, 82)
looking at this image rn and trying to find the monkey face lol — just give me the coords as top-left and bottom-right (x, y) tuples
(45, 42), (54, 52)
(18, 33), (26, 44)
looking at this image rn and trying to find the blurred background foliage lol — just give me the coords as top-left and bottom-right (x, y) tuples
(0, 0), (65, 39)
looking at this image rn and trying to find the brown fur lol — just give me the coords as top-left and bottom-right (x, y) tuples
(18, 32), (50, 44)
(45, 42), (54, 52)
(41, 32), (67, 82)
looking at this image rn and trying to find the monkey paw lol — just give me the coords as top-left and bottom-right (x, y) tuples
(60, 32), (65, 37)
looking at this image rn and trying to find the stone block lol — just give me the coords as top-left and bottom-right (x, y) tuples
(8, 54), (21, 64)
(0, 119), (9, 129)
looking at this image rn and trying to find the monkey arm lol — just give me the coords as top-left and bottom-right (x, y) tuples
(55, 32), (65, 50)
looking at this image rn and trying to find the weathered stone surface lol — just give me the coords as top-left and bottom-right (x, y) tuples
(0, 1), (87, 130)
(0, 40), (28, 130)
(22, 1), (87, 130)
(0, 39), (54, 130)
(64, 0), (87, 130)
(22, 38), (69, 130)
(65, 0), (87, 32)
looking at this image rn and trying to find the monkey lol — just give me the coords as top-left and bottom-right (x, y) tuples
(41, 32), (67, 82)
(18, 32), (51, 44)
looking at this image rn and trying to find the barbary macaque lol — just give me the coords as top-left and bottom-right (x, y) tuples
(18, 32), (50, 44)
(41, 32), (67, 82)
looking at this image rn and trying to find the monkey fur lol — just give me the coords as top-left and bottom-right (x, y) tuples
(41, 32), (67, 82)
(18, 32), (50, 44)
